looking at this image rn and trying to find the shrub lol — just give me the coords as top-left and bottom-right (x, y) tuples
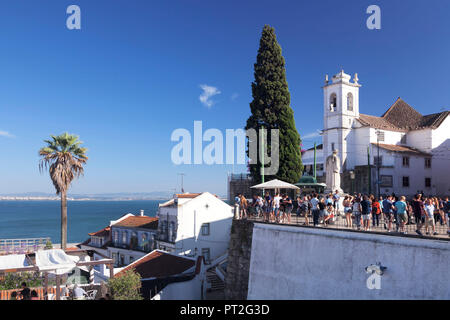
(107, 268), (143, 300)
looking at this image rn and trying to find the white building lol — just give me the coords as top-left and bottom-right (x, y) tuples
(156, 192), (234, 264)
(302, 70), (450, 196)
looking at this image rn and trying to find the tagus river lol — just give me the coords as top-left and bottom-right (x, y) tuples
(0, 200), (164, 244)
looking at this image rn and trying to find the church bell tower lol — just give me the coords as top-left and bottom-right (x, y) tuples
(322, 69), (361, 172)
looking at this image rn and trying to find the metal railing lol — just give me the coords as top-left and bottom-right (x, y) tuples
(241, 207), (450, 240)
(0, 238), (51, 255)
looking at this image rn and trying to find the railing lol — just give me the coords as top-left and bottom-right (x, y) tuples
(110, 242), (152, 253)
(0, 238), (51, 255)
(0, 284), (102, 300)
(229, 173), (252, 181)
(242, 207), (450, 240)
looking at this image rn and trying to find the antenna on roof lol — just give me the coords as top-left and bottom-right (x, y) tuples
(178, 173), (186, 193)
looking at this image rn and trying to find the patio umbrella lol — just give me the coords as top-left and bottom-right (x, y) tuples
(251, 179), (300, 193)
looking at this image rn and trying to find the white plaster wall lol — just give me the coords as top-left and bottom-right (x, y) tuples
(158, 193), (234, 260)
(151, 275), (204, 300)
(247, 224), (450, 300)
(431, 117), (450, 195)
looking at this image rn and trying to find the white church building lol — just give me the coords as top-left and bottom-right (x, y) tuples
(302, 70), (450, 197)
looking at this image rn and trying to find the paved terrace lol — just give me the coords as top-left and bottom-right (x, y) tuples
(244, 212), (450, 241)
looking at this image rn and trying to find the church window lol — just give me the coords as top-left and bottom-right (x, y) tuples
(347, 93), (353, 111)
(374, 156), (383, 166)
(331, 143), (335, 151)
(425, 177), (431, 188)
(425, 158), (431, 169)
(402, 176), (410, 187)
(376, 131), (385, 142)
(402, 157), (409, 168)
(329, 93), (337, 112)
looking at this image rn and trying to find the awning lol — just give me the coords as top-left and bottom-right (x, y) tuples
(0, 254), (31, 271)
(35, 249), (80, 275)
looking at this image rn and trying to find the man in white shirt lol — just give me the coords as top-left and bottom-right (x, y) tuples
(273, 193), (282, 223)
(73, 284), (87, 300)
(424, 198), (437, 235)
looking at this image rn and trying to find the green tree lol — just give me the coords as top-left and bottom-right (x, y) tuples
(44, 239), (53, 250)
(108, 269), (143, 300)
(245, 25), (303, 184)
(39, 133), (88, 250)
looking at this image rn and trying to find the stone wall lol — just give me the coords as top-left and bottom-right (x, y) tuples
(224, 219), (254, 300)
(247, 224), (450, 300)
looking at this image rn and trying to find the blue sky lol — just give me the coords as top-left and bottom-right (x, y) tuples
(0, 0), (449, 196)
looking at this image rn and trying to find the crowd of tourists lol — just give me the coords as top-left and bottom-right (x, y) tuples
(234, 191), (450, 237)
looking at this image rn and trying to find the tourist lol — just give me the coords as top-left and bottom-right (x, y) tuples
(239, 194), (248, 219)
(371, 195), (381, 228)
(302, 196), (310, 226)
(61, 283), (70, 298)
(333, 190), (340, 215)
(412, 194), (425, 236)
(282, 194), (293, 224)
(73, 284), (87, 300)
(361, 195), (372, 231)
(318, 197), (327, 226)
(234, 194), (241, 219)
(382, 196), (394, 232)
(343, 196), (353, 228)
(296, 196), (303, 217)
(310, 193), (320, 227)
(30, 290), (39, 300)
(273, 193), (282, 223)
(19, 282), (31, 300)
(424, 198), (437, 236)
(263, 191), (272, 223)
(395, 196), (408, 234)
(279, 194), (286, 223)
(443, 197), (450, 236)
(352, 197), (362, 231)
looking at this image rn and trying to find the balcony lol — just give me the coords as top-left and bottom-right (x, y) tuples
(110, 241), (152, 253)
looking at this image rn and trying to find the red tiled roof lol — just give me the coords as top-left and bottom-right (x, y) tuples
(115, 251), (196, 279)
(359, 98), (449, 131)
(113, 216), (158, 229)
(359, 114), (408, 132)
(372, 143), (431, 156)
(176, 193), (202, 199)
(88, 226), (110, 237)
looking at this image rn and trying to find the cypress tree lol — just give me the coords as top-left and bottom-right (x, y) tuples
(245, 25), (303, 184)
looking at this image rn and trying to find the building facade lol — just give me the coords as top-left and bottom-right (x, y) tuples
(156, 192), (234, 264)
(302, 70), (450, 196)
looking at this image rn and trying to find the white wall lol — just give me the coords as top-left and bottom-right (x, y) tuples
(157, 193), (234, 261)
(151, 275), (204, 300)
(248, 224), (450, 300)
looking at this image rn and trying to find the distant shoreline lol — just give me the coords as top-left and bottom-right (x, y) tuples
(0, 197), (170, 201)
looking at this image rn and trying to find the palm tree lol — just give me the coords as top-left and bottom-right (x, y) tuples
(39, 133), (88, 250)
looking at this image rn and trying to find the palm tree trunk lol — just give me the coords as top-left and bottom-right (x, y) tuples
(61, 191), (67, 250)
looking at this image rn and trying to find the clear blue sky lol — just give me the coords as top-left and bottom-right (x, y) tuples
(0, 0), (449, 195)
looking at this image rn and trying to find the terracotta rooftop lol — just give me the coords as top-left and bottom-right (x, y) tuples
(359, 98), (448, 131)
(115, 250), (196, 279)
(113, 216), (158, 230)
(88, 226), (110, 237)
(176, 193), (202, 199)
(372, 143), (431, 156)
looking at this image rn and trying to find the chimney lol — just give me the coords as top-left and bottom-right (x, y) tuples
(140, 210), (144, 216)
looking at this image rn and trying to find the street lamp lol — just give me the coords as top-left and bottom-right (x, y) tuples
(350, 170), (355, 194)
